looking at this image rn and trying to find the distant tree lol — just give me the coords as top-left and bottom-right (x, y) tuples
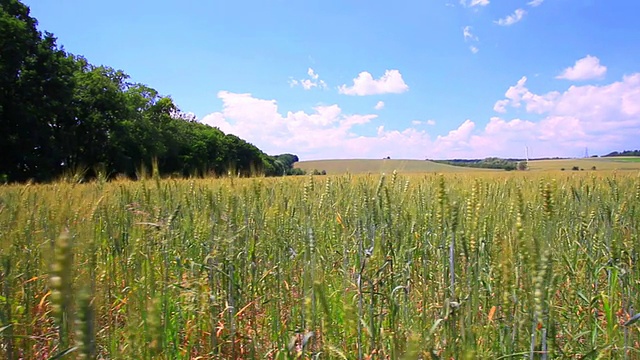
(572, 166), (580, 171)
(604, 150), (640, 157)
(434, 157), (518, 171)
(591, 166), (597, 170)
(274, 154), (299, 167)
(517, 161), (528, 171)
(288, 168), (305, 176)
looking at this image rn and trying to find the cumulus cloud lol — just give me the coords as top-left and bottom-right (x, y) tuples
(481, 73), (640, 157)
(374, 101), (385, 110)
(556, 55), (607, 81)
(339, 70), (409, 96)
(495, 9), (526, 26)
(493, 76), (560, 114)
(200, 91), (428, 159)
(436, 120), (475, 148)
(199, 72), (640, 160)
(469, 46), (479, 54)
(289, 67), (327, 90)
(528, 0), (543, 6)
(460, 0), (489, 7)
(493, 99), (509, 113)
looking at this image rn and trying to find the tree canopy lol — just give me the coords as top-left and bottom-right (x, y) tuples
(0, 0), (298, 182)
(604, 150), (640, 157)
(432, 158), (519, 171)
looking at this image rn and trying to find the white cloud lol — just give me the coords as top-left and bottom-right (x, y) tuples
(480, 73), (640, 157)
(290, 67), (327, 90)
(374, 101), (385, 110)
(460, 0), (489, 7)
(412, 119), (437, 126)
(436, 120), (475, 146)
(463, 26), (479, 53)
(199, 73), (640, 160)
(556, 55), (607, 81)
(339, 70), (409, 96)
(199, 91), (447, 159)
(495, 9), (526, 26)
(463, 26), (478, 41)
(527, 0), (543, 7)
(493, 99), (509, 113)
(494, 76), (561, 114)
(308, 68), (319, 80)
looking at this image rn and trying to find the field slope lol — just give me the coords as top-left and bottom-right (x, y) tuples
(296, 157), (640, 174)
(528, 156), (640, 171)
(295, 159), (500, 174)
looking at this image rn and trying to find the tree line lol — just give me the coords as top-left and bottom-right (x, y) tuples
(603, 150), (640, 157)
(1, 0), (299, 183)
(432, 157), (522, 171)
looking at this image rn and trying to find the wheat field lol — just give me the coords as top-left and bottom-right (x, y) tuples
(294, 159), (499, 174)
(1, 171), (639, 359)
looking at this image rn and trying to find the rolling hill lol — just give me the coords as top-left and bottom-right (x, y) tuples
(294, 159), (501, 174)
(527, 157), (640, 171)
(294, 157), (640, 175)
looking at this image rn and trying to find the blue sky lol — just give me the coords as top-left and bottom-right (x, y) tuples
(25, 0), (640, 160)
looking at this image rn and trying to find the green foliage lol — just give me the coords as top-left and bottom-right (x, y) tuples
(287, 168), (306, 176)
(262, 153), (305, 176)
(310, 169), (326, 175)
(0, 0), (298, 182)
(517, 161), (528, 171)
(604, 149), (640, 157)
(0, 0), (77, 181)
(434, 157), (518, 171)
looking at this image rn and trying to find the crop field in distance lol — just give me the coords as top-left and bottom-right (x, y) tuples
(528, 157), (640, 171)
(606, 157), (640, 163)
(296, 158), (640, 175)
(294, 159), (499, 175)
(1, 171), (640, 359)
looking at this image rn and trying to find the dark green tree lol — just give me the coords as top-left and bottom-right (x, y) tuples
(1, 0), (76, 181)
(0, 0), (301, 182)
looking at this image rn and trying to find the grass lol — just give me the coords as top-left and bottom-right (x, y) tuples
(297, 158), (640, 174)
(295, 159), (500, 174)
(528, 158), (640, 171)
(606, 157), (640, 163)
(1, 172), (640, 358)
